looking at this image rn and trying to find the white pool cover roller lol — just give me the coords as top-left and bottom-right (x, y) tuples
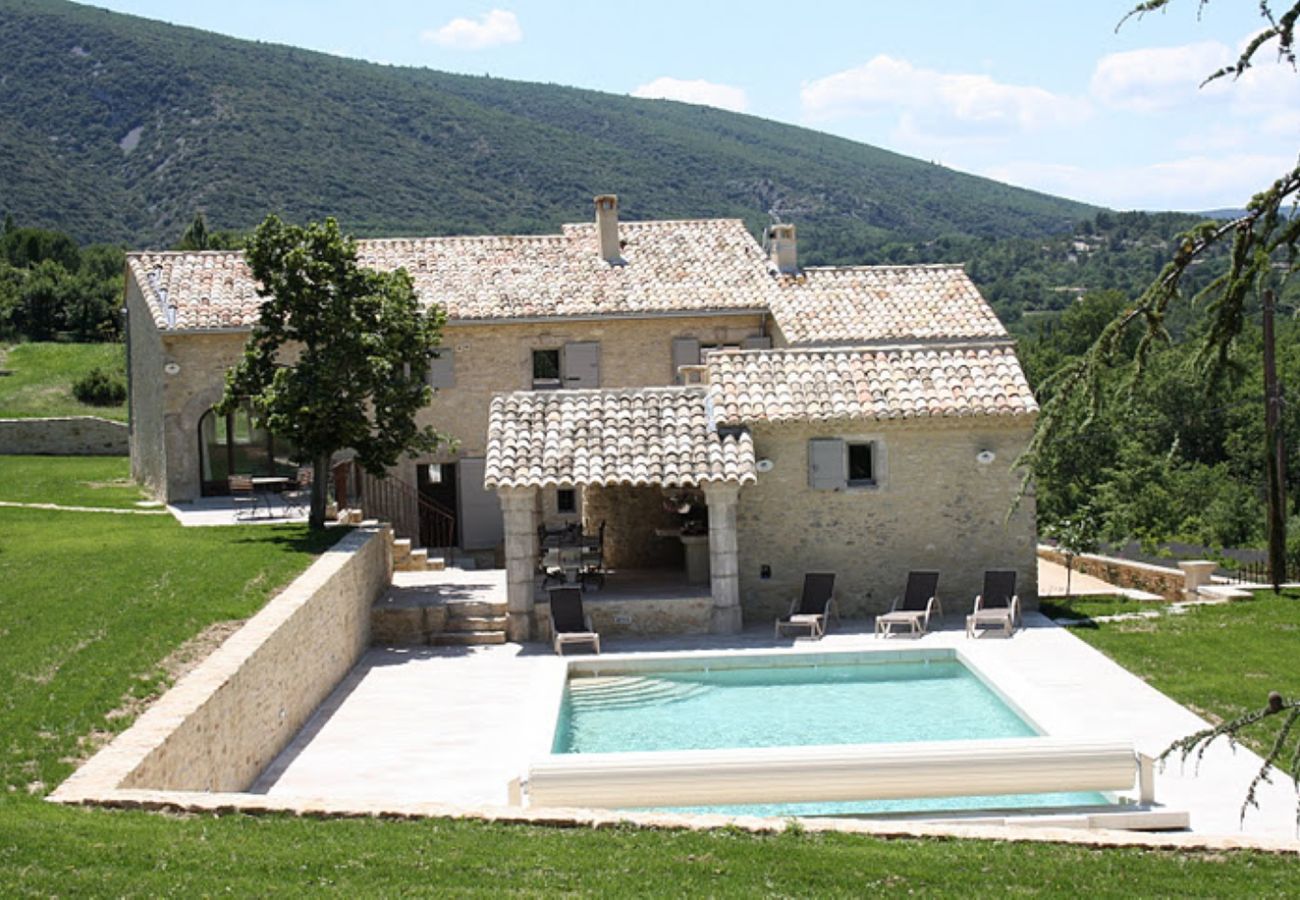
(525, 737), (1140, 809)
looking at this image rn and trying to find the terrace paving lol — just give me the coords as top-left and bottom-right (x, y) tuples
(251, 590), (1299, 841)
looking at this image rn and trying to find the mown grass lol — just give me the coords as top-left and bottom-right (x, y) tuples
(1056, 591), (1300, 754)
(0, 463), (1295, 895)
(1039, 595), (1161, 622)
(0, 342), (127, 420)
(0, 455), (144, 508)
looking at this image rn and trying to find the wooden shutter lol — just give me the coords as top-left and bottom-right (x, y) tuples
(428, 347), (455, 389)
(742, 335), (773, 350)
(671, 337), (702, 383)
(562, 341), (600, 388)
(808, 438), (846, 490)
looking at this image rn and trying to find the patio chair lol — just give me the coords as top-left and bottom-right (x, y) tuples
(580, 520), (606, 591)
(966, 570), (1021, 638)
(229, 473), (260, 520)
(283, 466), (312, 517)
(548, 587), (601, 655)
(774, 573), (837, 639)
(875, 571), (942, 637)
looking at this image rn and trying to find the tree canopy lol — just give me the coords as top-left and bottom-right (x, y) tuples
(220, 215), (447, 528)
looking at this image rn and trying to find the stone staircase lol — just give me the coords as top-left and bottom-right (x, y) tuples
(390, 535), (446, 573)
(371, 591), (507, 646)
(434, 598), (507, 646)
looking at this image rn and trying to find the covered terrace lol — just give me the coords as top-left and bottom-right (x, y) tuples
(484, 386), (756, 641)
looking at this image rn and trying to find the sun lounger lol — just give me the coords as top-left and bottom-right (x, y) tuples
(548, 587), (600, 655)
(774, 573), (837, 639)
(875, 570), (941, 637)
(966, 570), (1021, 638)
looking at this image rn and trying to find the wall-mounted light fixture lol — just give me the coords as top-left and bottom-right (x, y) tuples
(755, 458), (774, 473)
(976, 450), (996, 465)
(163, 362), (181, 376)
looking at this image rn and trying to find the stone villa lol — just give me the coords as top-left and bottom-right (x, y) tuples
(123, 195), (1038, 639)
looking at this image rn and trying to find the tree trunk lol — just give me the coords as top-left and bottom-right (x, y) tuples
(1262, 290), (1287, 593)
(310, 452), (331, 530)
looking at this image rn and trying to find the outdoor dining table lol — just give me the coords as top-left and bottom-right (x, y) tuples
(245, 476), (292, 518)
(539, 528), (600, 584)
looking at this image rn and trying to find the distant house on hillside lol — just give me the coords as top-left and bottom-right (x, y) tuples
(122, 195), (1038, 639)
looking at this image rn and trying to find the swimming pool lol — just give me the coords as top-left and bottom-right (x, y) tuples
(547, 650), (1111, 816)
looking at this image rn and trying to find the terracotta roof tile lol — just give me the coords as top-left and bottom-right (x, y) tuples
(128, 219), (772, 331)
(771, 265), (1007, 345)
(484, 387), (756, 489)
(707, 346), (1038, 424)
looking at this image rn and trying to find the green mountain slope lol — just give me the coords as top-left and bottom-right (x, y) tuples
(0, 0), (1097, 252)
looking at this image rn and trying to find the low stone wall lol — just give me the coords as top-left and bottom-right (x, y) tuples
(533, 595), (714, 640)
(0, 416), (128, 455)
(53, 527), (391, 800)
(1037, 545), (1182, 601)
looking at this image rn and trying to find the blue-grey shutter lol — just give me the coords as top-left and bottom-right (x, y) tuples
(809, 438), (846, 490)
(742, 335), (773, 350)
(563, 341), (600, 388)
(672, 337), (701, 383)
(428, 347), (455, 389)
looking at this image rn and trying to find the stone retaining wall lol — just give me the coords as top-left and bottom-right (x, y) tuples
(533, 595), (714, 640)
(52, 527), (391, 800)
(1037, 545), (1183, 601)
(0, 416), (128, 455)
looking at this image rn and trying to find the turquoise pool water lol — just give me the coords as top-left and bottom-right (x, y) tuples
(553, 656), (1109, 815)
(554, 658), (1037, 754)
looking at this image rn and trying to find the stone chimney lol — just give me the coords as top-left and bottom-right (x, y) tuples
(594, 194), (622, 263)
(768, 224), (797, 274)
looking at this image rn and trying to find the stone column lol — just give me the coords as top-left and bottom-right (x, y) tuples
(499, 487), (540, 642)
(704, 482), (742, 634)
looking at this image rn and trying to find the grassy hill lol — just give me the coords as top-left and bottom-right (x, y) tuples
(0, 0), (1095, 255)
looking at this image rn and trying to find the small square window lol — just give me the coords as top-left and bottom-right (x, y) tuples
(556, 488), (576, 513)
(532, 349), (561, 388)
(847, 442), (875, 486)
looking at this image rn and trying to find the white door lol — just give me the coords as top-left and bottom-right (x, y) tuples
(458, 457), (504, 550)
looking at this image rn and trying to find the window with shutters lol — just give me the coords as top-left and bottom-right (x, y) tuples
(846, 441), (875, 486)
(532, 348), (561, 389)
(809, 437), (882, 490)
(428, 347), (455, 389)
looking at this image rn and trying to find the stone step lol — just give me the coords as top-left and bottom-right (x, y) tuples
(443, 615), (508, 633)
(391, 538), (411, 560)
(445, 599), (507, 618)
(427, 556), (446, 571)
(432, 631), (506, 646)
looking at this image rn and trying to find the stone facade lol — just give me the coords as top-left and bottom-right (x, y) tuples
(129, 302), (766, 505)
(737, 419), (1038, 621)
(0, 416), (127, 455)
(393, 313), (767, 482)
(532, 595), (714, 639)
(54, 528), (391, 798)
(581, 484), (684, 569)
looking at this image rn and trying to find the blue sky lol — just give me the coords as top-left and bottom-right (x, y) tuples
(87, 1), (1299, 211)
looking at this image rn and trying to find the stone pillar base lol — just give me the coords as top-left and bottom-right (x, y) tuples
(507, 611), (531, 643)
(710, 605), (742, 635)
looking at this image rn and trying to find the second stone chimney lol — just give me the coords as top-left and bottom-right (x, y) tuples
(768, 224), (797, 274)
(594, 194), (622, 264)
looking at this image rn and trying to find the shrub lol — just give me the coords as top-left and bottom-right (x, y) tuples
(72, 367), (126, 406)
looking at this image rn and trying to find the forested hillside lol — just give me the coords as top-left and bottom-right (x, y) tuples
(0, 0), (1096, 251)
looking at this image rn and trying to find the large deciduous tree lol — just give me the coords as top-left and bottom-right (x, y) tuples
(220, 215), (446, 529)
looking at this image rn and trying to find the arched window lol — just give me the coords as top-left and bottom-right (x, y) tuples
(198, 402), (300, 495)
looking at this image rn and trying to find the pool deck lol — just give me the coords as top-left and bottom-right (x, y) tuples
(252, 607), (1300, 842)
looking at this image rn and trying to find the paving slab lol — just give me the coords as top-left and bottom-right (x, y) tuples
(254, 587), (1299, 841)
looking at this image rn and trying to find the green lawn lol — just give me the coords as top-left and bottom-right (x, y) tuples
(0, 341), (127, 420)
(0, 466), (1295, 895)
(1052, 592), (1300, 752)
(0, 455), (145, 508)
(1038, 595), (1161, 622)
